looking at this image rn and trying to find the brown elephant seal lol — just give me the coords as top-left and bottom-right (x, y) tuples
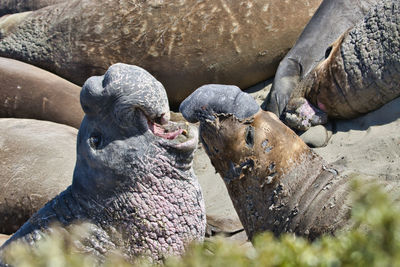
(283, 0), (400, 130)
(0, 118), (76, 234)
(0, 63), (205, 264)
(262, 0), (378, 118)
(0, 0), (65, 16)
(180, 85), (400, 240)
(0, 0), (322, 108)
(0, 57), (83, 128)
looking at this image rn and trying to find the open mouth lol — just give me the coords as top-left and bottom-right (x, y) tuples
(284, 98), (328, 131)
(147, 114), (198, 151)
(148, 120), (186, 140)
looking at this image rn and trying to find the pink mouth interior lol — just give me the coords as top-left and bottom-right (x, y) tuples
(148, 121), (184, 140)
(317, 99), (327, 112)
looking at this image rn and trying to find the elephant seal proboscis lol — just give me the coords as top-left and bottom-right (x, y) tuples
(0, 63), (205, 263)
(283, 0), (400, 131)
(262, 0), (378, 118)
(0, 57), (83, 128)
(180, 85), (399, 240)
(0, 0), (322, 108)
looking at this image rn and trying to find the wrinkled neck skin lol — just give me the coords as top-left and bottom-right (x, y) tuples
(200, 110), (350, 240)
(1, 113), (205, 263)
(263, 0), (379, 117)
(68, 115), (205, 261)
(308, 0), (400, 119)
(288, 0), (400, 123)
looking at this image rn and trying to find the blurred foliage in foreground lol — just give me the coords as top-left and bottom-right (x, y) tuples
(2, 179), (400, 267)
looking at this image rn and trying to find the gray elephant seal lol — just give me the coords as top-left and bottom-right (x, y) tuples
(181, 85), (399, 240)
(0, 0), (322, 108)
(0, 64), (205, 263)
(262, 0), (378, 118)
(284, 0), (400, 130)
(0, 57), (83, 128)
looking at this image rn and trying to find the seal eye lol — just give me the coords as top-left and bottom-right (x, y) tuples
(89, 133), (102, 149)
(324, 46), (333, 59)
(245, 126), (255, 148)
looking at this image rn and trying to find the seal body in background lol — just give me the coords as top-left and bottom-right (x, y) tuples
(0, 119), (76, 234)
(0, 0), (322, 108)
(0, 57), (83, 128)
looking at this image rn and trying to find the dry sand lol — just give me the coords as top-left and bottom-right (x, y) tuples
(314, 97), (400, 183)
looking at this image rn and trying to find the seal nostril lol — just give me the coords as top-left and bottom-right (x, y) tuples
(324, 45), (333, 59)
(89, 133), (102, 149)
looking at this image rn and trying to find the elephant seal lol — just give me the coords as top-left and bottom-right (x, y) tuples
(0, 0), (322, 108)
(0, 63), (205, 263)
(180, 85), (399, 240)
(0, 118), (76, 235)
(284, 0), (400, 130)
(0, 57), (83, 128)
(262, 0), (378, 118)
(0, 0), (65, 16)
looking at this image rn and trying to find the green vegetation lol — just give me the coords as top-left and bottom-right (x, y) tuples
(3, 179), (400, 267)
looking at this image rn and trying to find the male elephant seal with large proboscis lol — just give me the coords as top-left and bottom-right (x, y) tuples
(180, 85), (399, 240)
(0, 64), (205, 264)
(0, 0), (322, 107)
(262, 0), (379, 118)
(283, 0), (400, 130)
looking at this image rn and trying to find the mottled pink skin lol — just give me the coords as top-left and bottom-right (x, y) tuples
(148, 121), (184, 140)
(284, 98), (328, 131)
(298, 101), (317, 127)
(317, 100), (327, 112)
(115, 151), (205, 259)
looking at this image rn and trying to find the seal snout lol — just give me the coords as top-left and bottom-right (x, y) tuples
(180, 84), (260, 123)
